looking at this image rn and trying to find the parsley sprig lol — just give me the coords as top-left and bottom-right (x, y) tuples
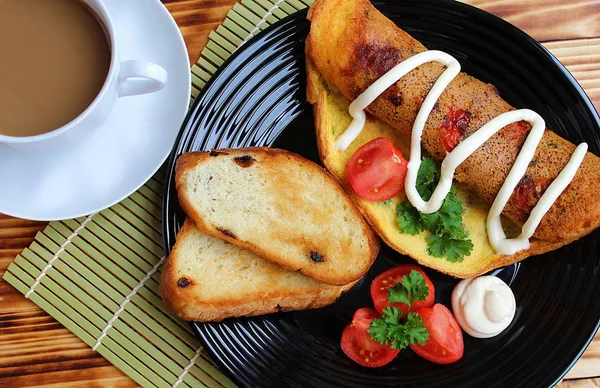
(369, 308), (429, 350)
(368, 270), (430, 350)
(396, 158), (473, 262)
(388, 269), (429, 311)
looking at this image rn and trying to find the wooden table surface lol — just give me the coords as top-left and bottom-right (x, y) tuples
(1, 0), (599, 386)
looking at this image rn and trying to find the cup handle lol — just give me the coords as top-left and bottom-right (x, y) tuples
(118, 60), (168, 97)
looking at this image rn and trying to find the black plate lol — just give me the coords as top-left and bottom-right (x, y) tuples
(163, 1), (600, 386)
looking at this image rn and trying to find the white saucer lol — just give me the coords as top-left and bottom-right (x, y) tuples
(0, 0), (191, 221)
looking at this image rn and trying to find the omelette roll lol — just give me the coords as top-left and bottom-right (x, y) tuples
(306, 0), (600, 244)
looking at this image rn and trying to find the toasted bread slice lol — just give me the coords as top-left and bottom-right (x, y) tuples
(160, 219), (356, 322)
(306, 61), (571, 278)
(175, 148), (379, 286)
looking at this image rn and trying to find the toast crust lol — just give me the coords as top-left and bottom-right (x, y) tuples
(175, 148), (380, 285)
(160, 219), (356, 322)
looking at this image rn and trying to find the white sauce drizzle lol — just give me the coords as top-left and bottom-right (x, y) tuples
(334, 50), (588, 255)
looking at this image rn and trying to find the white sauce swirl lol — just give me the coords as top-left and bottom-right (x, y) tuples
(335, 50), (588, 255)
(451, 276), (516, 338)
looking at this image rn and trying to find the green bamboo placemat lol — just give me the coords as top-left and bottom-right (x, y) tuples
(3, 0), (312, 386)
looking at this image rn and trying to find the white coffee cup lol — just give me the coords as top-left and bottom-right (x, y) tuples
(0, 0), (168, 150)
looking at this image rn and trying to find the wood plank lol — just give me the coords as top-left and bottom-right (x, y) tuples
(0, 310), (132, 387)
(0, 366), (136, 388)
(462, 0), (600, 42)
(559, 378), (600, 388)
(0, 226), (44, 239)
(0, 276), (39, 313)
(165, 0), (237, 64)
(171, 0), (600, 64)
(544, 38), (600, 112)
(0, 219), (45, 253)
(566, 339), (600, 380)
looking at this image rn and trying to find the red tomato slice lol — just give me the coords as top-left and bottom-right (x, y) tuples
(410, 304), (464, 364)
(438, 108), (470, 152)
(341, 308), (400, 367)
(441, 125), (461, 152)
(346, 137), (408, 201)
(370, 265), (435, 316)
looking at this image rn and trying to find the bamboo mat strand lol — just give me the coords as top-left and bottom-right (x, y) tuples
(2, 1), (314, 386)
(190, 0), (313, 101)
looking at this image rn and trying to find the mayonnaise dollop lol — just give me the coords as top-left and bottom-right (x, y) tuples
(451, 276), (516, 338)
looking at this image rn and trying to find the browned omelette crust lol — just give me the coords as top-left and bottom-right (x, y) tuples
(160, 219), (356, 322)
(306, 0), (600, 243)
(307, 60), (576, 278)
(175, 147), (380, 286)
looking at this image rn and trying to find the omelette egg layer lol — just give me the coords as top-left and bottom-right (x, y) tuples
(307, 62), (570, 278)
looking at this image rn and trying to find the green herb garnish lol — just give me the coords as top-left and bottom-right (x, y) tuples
(368, 270), (430, 349)
(369, 307), (429, 350)
(428, 233), (474, 263)
(396, 201), (421, 235)
(396, 158), (473, 262)
(388, 270), (430, 311)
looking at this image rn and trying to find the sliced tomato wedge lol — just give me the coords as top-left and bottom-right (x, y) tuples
(370, 264), (435, 316)
(410, 304), (464, 364)
(346, 137), (408, 201)
(341, 308), (400, 367)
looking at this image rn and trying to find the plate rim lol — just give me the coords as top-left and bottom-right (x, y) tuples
(162, 2), (600, 386)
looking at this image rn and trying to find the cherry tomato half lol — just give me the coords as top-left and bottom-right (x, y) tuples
(410, 304), (464, 364)
(346, 137), (408, 201)
(341, 308), (400, 367)
(370, 264), (435, 316)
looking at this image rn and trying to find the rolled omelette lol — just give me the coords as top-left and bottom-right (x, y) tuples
(306, 0), (600, 244)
